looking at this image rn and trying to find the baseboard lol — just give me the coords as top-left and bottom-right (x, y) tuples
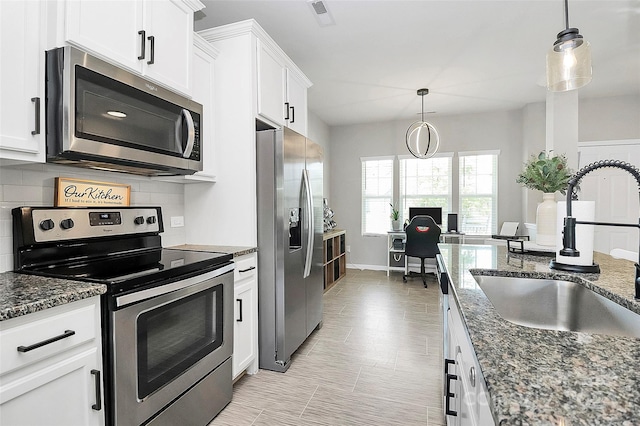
(347, 263), (386, 271)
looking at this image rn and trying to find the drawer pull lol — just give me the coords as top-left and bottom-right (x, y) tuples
(238, 266), (256, 273)
(91, 369), (102, 411)
(17, 329), (76, 353)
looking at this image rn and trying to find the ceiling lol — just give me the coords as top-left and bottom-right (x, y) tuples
(195, 1), (640, 127)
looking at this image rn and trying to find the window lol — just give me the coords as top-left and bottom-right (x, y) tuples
(361, 157), (394, 235)
(399, 154), (452, 227)
(458, 151), (499, 235)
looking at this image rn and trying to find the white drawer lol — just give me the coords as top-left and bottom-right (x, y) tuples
(0, 301), (97, 376)
(234, 253), (257, 282)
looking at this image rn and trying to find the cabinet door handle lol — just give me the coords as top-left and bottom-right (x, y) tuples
(445, 373), (458, 416)
(91, 369), (102, 411)
(290, 105), (295, 123)
(236, 298), (243, 322)
(17, 329), (75, 352)
(284, 102), (290, 120)
(147, 35), (155, 65)
(238, 266), (256, 273)
(31, 97), (40, 135)
(444, 359), (458, 416)
(138, 30), (146, 60)
(445, 358), (455, 374)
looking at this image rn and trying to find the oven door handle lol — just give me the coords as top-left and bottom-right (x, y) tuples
(116, 263), (234, 307)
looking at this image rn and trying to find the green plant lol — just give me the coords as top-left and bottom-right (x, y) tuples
(389, 203), (400, 220)
(516, 151), (574, 195)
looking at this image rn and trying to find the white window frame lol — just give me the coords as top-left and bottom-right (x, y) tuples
(398, 153), (453, 228)
(458, 150), (500, 236)
(361, 156), (394, 236)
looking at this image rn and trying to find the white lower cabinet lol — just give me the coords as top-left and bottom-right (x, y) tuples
(0, 297), (104, 426)
(445, 290), (494, 426)
(232, 253), (259, 380)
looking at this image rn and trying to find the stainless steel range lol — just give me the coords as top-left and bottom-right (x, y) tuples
(12, 206), (233, 426)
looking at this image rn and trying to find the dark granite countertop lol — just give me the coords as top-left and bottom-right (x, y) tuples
(169, 244), (257, 258)
(0, 272), (107, 321)
(439, 244), (640, 426)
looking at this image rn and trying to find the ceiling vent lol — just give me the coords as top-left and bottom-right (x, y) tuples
(308, 0), (336, 27)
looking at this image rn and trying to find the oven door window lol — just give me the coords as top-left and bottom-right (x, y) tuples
(74, 65), (198, 157)
(136, 283), (223, 399)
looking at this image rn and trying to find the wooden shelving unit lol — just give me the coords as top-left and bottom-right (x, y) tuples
(323, 229), (346, 291)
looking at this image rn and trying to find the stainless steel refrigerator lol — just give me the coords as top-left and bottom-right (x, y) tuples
(256, 126), (324, 372)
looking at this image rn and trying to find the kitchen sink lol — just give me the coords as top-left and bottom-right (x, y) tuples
(473, 276), (640, 339)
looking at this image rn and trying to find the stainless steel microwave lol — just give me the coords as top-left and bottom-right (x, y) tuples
(45, 46), (203, 176)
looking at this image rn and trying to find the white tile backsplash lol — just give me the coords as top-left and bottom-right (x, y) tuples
(0, 168), (23, 185)
(3, 185), (44, 203)
(0, 163), (188, 272)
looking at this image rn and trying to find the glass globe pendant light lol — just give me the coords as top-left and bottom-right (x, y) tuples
(546, 0), (592, 92)
(406, 88), (440, 159)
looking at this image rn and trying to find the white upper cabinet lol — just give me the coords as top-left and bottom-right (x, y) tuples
(254, 27), (312, 135)
(61, 0), (203, 96)
(257, 41), (286, 128)
(0, 0), (45, 163)
(285, 69), (308, 135)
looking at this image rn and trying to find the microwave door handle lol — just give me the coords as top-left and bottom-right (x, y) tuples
(181, 109), (195, 158)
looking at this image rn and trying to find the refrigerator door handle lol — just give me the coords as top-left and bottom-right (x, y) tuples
(302, 169), (314, 278)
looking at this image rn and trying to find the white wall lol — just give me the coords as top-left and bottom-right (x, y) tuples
(579, 95), (640, 142)
(329, 109), (524, 269)
(308, 111), (331, 202)
(521, 102), (546, 223)
(0, 163), (186, 272)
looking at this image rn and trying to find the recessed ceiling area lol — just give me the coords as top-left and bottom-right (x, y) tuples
(195, 1), (640, 127)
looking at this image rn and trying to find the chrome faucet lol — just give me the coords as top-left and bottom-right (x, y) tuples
(555, 159), (640, 300)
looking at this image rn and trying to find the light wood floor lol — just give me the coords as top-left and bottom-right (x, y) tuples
(210, 269), (445, 425)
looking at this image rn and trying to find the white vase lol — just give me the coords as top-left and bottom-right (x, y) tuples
(536, 193), (557, 246)
(392, 220), (401, 231)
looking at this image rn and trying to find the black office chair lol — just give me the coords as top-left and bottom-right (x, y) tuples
(402, 215), (441, 287)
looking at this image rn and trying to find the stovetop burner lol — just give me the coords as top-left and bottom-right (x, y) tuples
(23, 248), (231, 289)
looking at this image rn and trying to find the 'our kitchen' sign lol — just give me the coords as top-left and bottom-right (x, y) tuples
(54, 177), (131, 207)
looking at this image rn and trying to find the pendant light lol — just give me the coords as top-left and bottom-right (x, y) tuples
(406, 89), (440, 159)
(546, 0), (592, 92)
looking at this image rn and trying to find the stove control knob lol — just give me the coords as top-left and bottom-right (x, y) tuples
(39, 219), (55, 231)
(146, 216), (157, 225)
(134, 216), (145, 225)
(60, 218), (74, 230)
